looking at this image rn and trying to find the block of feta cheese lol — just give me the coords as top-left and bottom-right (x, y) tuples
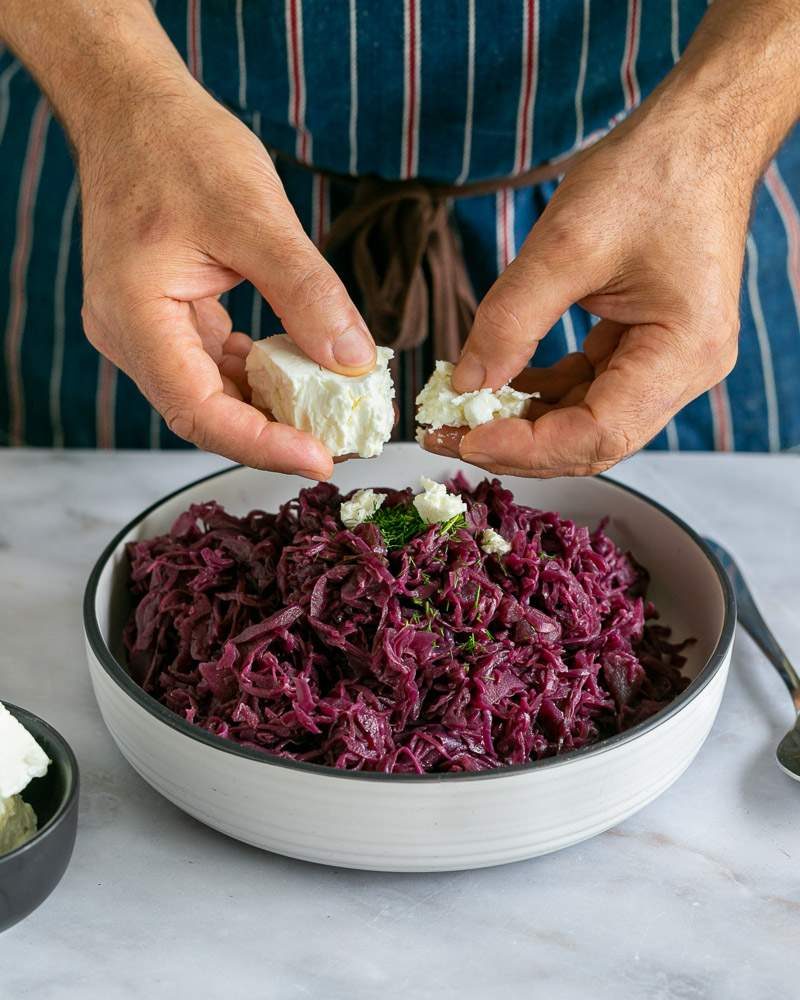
(0, 702), (50, 800)
(413, 477), (468, 525)
(415, 360), (534, 441)
(246, 335), (395, 458)
(340, 488), (386, 528)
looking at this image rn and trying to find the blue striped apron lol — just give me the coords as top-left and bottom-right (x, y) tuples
(1, 1), (799, 451)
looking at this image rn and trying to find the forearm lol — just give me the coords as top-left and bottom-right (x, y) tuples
(643, 0), (800, 186)
(0, 0), (196, 156)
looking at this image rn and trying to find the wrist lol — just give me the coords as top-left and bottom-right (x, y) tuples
(652, 68), (773, 193)
(638, 0), (800, 190)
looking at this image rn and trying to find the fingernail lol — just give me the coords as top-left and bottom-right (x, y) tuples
(296, 468), (331, 482)
(459, 452), (494, 468)
(333, 326), (375, 368)
(453, 353), (486, 392)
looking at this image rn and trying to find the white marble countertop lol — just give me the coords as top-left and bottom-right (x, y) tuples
(1, 450), (798, 1000)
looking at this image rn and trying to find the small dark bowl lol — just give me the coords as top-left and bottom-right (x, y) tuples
(0, 704), (79, 934)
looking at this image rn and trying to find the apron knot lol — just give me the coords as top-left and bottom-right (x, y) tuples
(323, 178), (475, 362)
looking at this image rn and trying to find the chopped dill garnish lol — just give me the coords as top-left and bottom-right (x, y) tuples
(369, 503), (426, 549)
(462, 633), (477, 653)
(368, 503), (466, 550)
(441, 512), (467, 535)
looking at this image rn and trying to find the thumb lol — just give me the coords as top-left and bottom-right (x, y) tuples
(230, 187), (376, 376)
(452, 215), (602, 392)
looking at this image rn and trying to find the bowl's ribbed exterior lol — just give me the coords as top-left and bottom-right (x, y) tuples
(86, 643), (730, 872)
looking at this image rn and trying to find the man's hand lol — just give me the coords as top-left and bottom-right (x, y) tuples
(1, 0), (375, 479)
(434, 0), (800, 477)
(79, 84), (376, 479)
(437, 108), (745, 477)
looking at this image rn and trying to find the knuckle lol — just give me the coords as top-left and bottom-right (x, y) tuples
(81, 302), (102, 348)
(698, 315), (739, 381)
(592, 418), (637, 468)
(473, 291), (527, 349)
(537, 206), (580, 252)
(164, 404), (200, 445)
(715, 337), (738, 380)
(285, 264), (345, 314)
(703, 321), (734, 356)
(81, 299), (116, 362)
(536, 206), (600, 270)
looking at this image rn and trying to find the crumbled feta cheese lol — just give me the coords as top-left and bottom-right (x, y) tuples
(340, 489), (386, 528)
(413, 477), (468, 525)
(415, 360), (534, 435)
(462, 393), (502, 427)
(480, 528), (511, 555)
(0, 703), (50, 800)
(246, 334), (395, 458)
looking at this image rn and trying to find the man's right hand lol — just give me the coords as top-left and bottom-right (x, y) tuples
(1, 0), (375, 479)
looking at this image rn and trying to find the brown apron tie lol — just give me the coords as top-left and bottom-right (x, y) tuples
(271, 152), (581, 363)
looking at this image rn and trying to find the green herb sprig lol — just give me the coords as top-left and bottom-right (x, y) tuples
(368, 503), (426, 549)
(441, 513), (467, 535)
(368, 504), (466, 550)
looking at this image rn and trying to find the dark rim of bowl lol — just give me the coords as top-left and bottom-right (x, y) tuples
(0, 704), (79, 860)
(83, 461), (736, 783)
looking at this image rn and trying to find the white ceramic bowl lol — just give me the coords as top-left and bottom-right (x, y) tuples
(84, 447), (734, 872)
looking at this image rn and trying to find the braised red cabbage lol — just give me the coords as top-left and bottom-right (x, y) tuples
(123, 476), (691, 773)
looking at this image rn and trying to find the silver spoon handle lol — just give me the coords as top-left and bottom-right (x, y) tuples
(736, 588), (800, 713)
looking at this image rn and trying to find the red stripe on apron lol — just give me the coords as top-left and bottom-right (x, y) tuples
(764, 163), (800, 330)
(96, 359), (118, 449)
(709, 382), (733, 452)
(313, 174), (329, 246)
(4, 97), (50, 446)
(187, 0), (202, 81)
(621, 0), (641, 108)
(287, 0), (309, 162)
(404, 0), (419, 179)
(514, 0), (536, 174)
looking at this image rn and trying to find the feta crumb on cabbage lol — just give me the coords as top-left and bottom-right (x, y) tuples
(413, 477), (468, 525)
(340, 489), (386, 528)
(480, 527), (511, 555)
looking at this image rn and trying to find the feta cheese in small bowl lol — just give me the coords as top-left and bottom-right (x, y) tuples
(0, 703), (79, 933)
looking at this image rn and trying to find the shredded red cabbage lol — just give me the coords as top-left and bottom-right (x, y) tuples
(123, 475), (691, 774)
